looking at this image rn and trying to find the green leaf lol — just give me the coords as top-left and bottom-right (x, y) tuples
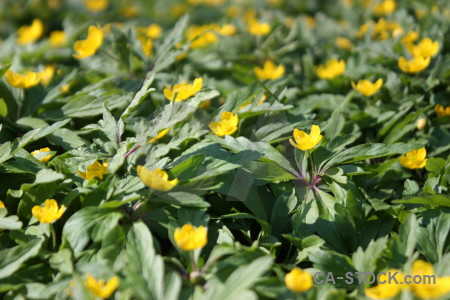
(0, 98), (7, 117)
(392, 194), (450, 207)
(0, 209), (22, 230)
(200, 256), (273, 300)
(118, 72), (156, 139)
(153, 15), (189, 72)
(0, 238), (44, 279)
(322, 142), (423, 169)
(62, 207), (123, 254)
(118, 222), (181, 300)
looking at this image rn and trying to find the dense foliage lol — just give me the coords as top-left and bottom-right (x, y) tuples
(0, 0), (449, 299)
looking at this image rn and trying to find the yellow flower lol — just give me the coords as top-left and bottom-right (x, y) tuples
(416, 118), (426, 130)
(121, 5), (138, 18)
(268, 0), (283, 7)
(146, 24), (162, 39)
(209, 112), (239, 137)
(84, 274), (119, 299)
(315, 59), (346, 79)
(164, 78), (203, 102)
(365, 269), (404, 299)
(78, 161), (108, 181)
(217, 24), (237, 36)
(139, 38), (153, 57)
(357, 21), (373, 38)
(305, 16), (316, 28)
(248, 21), (271, 36)
(342, 0), (353, 7)
(49, 30), (66, 47)
(398, 56), (430, 73)
(373, 0), (396, 16)
(17, 19), (44, 45)
(60, 84), (71, 94)
(336, 37), (354, 50)
(186, 25), (218, 49)
(39, 65), (56, 86)
(174, 224), (208, 251)
(6, 69), (41, 89)
(401, 31), (419, 45)
(31, 147), (53, 162)
(351, 79), (383, 97)
(148, 128), (169, 144)
(285, 268), (313, 293)
(407, 38), (439, 58)
(73, 25), (103, 59)
(32, 199), (65, 223)
(137, 166), (178, 191)
(373, 19), (402, 40)
(0, 200), (5, 208)
(409, 260), (450, 299)
(254, 60), (285, 80)
(399, 147), (427, 169)
(84, 0), (109, 12)
(435, 104), (450, 116)
(289, 125), (323, 151)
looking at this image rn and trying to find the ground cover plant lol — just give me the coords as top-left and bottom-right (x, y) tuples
(0, 0), (449, 299)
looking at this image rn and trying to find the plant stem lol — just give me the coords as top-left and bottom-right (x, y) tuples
(50, 224), (57, 250)
(308, 150), (315, 177)
(189, 251), (198, 272)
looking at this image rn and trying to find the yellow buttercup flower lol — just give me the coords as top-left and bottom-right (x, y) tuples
(336, 37), (354, 50)
(84, 0), (109, 12)
(351, 79), (383, 97)
(6, 69), (41, 89)
(435, 104), (450, 116)
(289, 125), (323, 151)
(398, 56), (430, 73)
(416, 118), (426, 130)
(254, 60), (285, 80)
(365, 269), (404, 299)
(409, 260), (450, 299)
(31, 147), (53, 162)
(148, 128), (169, 144)
(84, 274), (119, 299)
(399, 147), (427, 169)
(164, 78), (203, 102)
(174, 224), (208, 251)
(17, 19), (44, 45)
(217, 24), (237, 36)
(401, 31), (419, 45)
(137, 24), (162, 40)
(121, 5), (138, 18)
(357, 21), (373, 38)
(138, 37), (153, 57)
(39, 65), (56, 86)
(32, 199), (65, 223)
(78, 161), (108, 181)
(73, 25), (103, 59)
(137, 166), (178, 192)
(285, 268), (313, 293)
(60, 84), (71, 94)
(373, 0), (396, 16)
(315, 59), (345, 79)
(49, 30), (66, 47)
(305, 16), (316, 28)
(145, 24), (162, 39)
(0, 200), (5, 208)
(209, 112), (239, 137)
(186, 25), (218, 48)
(407, 38), (439, 58)
(248, 21), (271, 36)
